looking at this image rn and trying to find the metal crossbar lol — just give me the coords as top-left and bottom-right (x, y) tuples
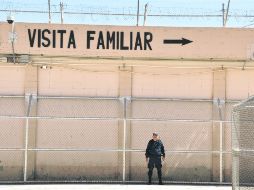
(0, 95), (237, 184)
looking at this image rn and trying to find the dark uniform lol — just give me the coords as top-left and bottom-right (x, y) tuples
(145, 139), (165, 184)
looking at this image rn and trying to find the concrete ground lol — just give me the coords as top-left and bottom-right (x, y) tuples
(0, 184), (232, 190)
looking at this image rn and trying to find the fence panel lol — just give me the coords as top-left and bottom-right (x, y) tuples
(0, 118), (25, 181)
(232, 97), (254, 189)
(0, 96), (238, 184)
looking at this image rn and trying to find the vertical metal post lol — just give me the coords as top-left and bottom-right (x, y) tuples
(219, 121), (223, 183)
(23, 117), (29, 181)
(23, 94), (32, 182)
(216, 98), (224, 183)
(136, 0), (140, 26)
(48, 0), (51, 23)
(222, 3), (225, 27)
(143, 3), (148, 26)
(122, 97), (127, 182)
(60, 2), (64, 24)
(225, 0), (231, 27)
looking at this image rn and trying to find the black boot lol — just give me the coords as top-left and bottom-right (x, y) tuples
(148, 169), (153, 184)
(148, 177), (152, 185)
(158, 169), (163, 185)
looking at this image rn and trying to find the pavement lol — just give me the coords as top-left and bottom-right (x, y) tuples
(0, 184), (232, 190)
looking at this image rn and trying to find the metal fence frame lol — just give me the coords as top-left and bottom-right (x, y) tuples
(0, 95), (238, 184)
(231, 96), (254, 190)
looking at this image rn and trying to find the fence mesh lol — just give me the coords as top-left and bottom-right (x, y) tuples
(232, 96), (254, 190)
(130, 99), (213, 120)
(0, 95), (238, 184)
(35, 97), (122, 118)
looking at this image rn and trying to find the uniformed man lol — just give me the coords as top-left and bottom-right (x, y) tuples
(145, 132), (165, 185)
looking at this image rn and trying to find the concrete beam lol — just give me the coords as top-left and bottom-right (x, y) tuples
(117, 65), (132, 181)
(212, 69), (226, 182)
(24, 65), (38, 180)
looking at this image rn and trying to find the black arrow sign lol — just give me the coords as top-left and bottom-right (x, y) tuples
(163, 38), (193, 46)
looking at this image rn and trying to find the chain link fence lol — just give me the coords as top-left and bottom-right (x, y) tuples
(232, 96), (254, 190)
(0, 95), (238, 184)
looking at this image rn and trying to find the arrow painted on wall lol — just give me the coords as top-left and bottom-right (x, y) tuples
(163, 38), (193, 46)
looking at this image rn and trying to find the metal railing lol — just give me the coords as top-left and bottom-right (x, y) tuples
(0, 95), (237, 184)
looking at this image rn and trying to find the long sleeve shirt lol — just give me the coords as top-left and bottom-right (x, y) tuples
(145, 139), (165, 158)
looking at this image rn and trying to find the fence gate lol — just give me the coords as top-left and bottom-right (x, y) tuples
(232, 96), (254, 190)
